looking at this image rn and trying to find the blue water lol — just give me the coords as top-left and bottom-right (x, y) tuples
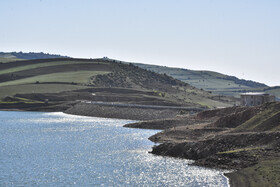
(0, 111), (229, 186)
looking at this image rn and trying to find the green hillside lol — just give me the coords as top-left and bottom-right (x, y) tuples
(0, 53), (24, 63)
(133, 63), (269, 97)
(0, 71), (109, 87)
(0, 58), (236, 108)
(1, 52), (278, 99)
(234, 102), (280, 132)
(264, 86), (280, 100)
(0, 52), (69, 61)
(0, 58), (111, 98)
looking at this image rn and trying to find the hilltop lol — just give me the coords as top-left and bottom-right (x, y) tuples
(0, 51), (69, 62)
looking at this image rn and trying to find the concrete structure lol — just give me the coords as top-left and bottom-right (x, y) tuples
(240, 92), (275, 106)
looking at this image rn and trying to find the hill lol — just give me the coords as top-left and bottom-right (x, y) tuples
(0, 51), (69, 62)
(132, 63), (270, 97)
(0, 58), (237, 118)
(264, 86), (280, 100)
(1, 52), (278, 99)
(233, 102), (280, 132)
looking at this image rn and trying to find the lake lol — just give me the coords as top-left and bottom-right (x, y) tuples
(0, 111), (229, 186)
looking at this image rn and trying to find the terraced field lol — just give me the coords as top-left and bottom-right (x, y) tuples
(0, 58), (236, 108)
(133, 63), (270, 97)
(0, 71), (110, 87)
(2, 52), (278, 100)
(0, 84), (88, 99)
(0, 60), (109, 75)
(0, 58), (111, 98)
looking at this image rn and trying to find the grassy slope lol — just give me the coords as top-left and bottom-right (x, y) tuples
(144, 102), (280, 186)
(209, 103), (280, 186)
(2, 54), (278, 98)
(234, 102), (280, 132)
(0, 57), (25, 63)
(226, 159), (280, 187)
(0, 52), (69, 60)
(205, 103), (280, 186)
(0, 53), (26, 63)
(265, 87), (280, 99)
(93, 61), (236, 107)
(0, 59), (109, 99)
(0, 96), (44, 104)
(0, 84), (89, 99)
(0, 60), (108, 75)
(0, 58), (235, 108)
(133, 63), (270, 97)
(0, 71), (109, 86)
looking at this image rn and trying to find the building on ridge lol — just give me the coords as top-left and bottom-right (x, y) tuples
(240, 92), (275, 106)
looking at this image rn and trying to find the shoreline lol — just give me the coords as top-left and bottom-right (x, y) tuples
(0, 108), (232, 186)
(0, 105), (239, 187)
(123, 103), (280, 187)
(0, 109), (232, 187)
(2, 103), (279, 186)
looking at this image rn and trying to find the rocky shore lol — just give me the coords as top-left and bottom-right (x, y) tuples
(125, 102), (280, 187)
(0, 101), (190, 120)
(64, 102), (190, 120)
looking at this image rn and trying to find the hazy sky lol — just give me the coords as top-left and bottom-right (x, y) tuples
(1, 0), (279, 86)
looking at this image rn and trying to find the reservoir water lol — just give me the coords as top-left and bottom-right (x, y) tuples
(0, 111), (229, 186)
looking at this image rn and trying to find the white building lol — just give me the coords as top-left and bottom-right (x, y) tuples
(240, 92), (275, 106)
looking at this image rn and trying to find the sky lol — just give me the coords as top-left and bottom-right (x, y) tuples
(1, 0), (279, 86)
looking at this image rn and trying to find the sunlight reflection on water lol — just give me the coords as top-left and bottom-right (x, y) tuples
(0, 111), (229, 187)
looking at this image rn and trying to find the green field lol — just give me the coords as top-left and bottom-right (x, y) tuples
(226, 159), (280, 187)
(0, 58), (112, 99)
(0, 60), (109, 75)
(0, 57), (246, 108)
(0, 71), (110, 87)
(0, 84), (89, 99)
(133, 63), (270, 97)
(0, 57), (24, 63)
(0, 59), (110, 98)
(1, 55), (278, 99)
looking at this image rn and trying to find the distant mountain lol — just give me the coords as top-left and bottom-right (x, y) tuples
(264, 86), (280, 100)
(0, 52), (70, 60)
(131, 63), (269, 97)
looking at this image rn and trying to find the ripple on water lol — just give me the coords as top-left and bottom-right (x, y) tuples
(0, 111), (229, 186)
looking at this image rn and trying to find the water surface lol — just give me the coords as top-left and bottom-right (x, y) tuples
(0, 111), (229, 186)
